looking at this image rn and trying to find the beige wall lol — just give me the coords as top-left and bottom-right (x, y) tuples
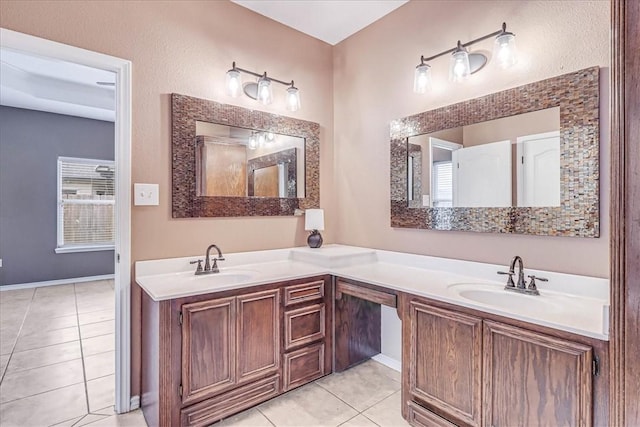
(333, 0), (609, 278)
(0, 0), (335, 398)
(0, 0), (610, 402)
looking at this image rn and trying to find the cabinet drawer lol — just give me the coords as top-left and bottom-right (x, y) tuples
(284, 280), (325, 306)
(180, 374), (280, 427)
(284, 303), (325, 350)
(283, 343), (325, 391)
(407, 401), (458, 427)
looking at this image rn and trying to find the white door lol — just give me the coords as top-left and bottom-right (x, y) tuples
(516, 131), (560, 207)
(453, 140), (512, 207)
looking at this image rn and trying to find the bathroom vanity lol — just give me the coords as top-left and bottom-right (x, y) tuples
(137, 245), (609, 427)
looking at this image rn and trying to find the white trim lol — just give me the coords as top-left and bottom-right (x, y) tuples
(0, 274), (115, 291)
(0, 28), (133, 414)
(372, 353), (402, 372)
(130, 395), (140, 410)
(55, 245), (115, 254)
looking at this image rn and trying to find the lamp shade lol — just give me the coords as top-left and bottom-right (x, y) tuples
(305, 209), (325, 231)
(449, 48), (471, 82)
(257, 76), (273, 105)
(413, 63), (432, 94)
(494, 32), (518, 69)
(225, 69), (242, 97)
(286, 86), (301, 112)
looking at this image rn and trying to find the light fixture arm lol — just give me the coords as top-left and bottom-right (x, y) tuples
(420, 22), (511, 62)
(231, 62), (294, 88)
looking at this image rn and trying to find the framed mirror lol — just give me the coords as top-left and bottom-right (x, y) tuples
(390, 67), (599, 237)
(172, 93), (319, 218)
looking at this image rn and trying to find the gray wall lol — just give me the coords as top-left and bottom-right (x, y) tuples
(0, 106), (115, 286)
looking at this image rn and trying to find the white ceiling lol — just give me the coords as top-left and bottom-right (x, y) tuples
(0, 48), (116, 122)
(231, 0), (409, 45)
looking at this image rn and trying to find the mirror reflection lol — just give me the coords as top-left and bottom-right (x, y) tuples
(408, 107), (560, 208)
(195, 122), (305, 198)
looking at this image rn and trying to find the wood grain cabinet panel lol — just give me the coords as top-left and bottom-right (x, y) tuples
(283, 343), (325, 391)
(407, 401), (459, 427)
(284, 281), (325, 306)
(409, 301), (482, 427)
(284, 303), (325, 351)
(237, 289), (280, 383)
(181, 297), (236, 405)
(483, 320), (593, 427)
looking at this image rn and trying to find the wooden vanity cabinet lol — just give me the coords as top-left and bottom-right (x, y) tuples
(141, 275), (332, 427)
(404, 296), (597, 427)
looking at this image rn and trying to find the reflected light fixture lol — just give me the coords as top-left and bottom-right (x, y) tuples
(413, 22), (517, 93)
(225, 62), (301, 111)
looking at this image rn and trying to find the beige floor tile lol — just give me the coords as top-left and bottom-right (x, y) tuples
(6, 340), (81, 372)
(339, 414), (379, 427)
(80, 409), (148, 426)
(82, 334), (115, 356)
(80, 320), (115, 339)
(0, 383), (87, 427)
(0, 288), (34, 305)
(0, 329), (18, 355)
(0, 358), (85, 403)
(14, 325), (79, 352)
(215, 408), (274, 426)
(316, 360), (401, 412)
(75, 281), (113, 295)
(51, 415), (85, 426)
(87, 374), (115, 412)
(75, 413), (112, 426)
(21, 313), (78, 334)
(361, 391), (410, 427)
(0, 305), (28, 327)
(85, 351), (115, 380)
(34, 284), (75, 298)
(28, 300), (77, 318)
(258, 383), (357, 427)
(0, 354), (9, 376)
(77, 301), (114, 315)
(79, 309), (115, 326)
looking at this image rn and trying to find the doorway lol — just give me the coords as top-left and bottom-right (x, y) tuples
(0, 28), (132, 414)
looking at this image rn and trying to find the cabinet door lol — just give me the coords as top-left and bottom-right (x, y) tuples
(409, 301), (482, 426)
(483, 320), (593, 427)
(284, 303), (325, 351)
(236, 289), (280, 383)
(181, 297), (236, 405)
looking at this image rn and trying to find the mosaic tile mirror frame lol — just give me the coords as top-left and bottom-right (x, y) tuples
(172, 93), (320, 218)
(390, 67), (600, 237)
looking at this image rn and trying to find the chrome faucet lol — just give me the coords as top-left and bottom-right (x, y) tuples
(190, 244), (225, 275)
(497, 255), (546, 295)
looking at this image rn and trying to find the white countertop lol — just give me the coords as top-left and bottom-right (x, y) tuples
(135, 245), (609, 341)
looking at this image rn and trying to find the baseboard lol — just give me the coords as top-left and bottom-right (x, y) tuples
(0, 274), (115, 291)
(130, 395), (140, 410)
(372, 353), (402, 372)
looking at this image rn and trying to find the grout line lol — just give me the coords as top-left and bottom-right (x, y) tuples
(49, 414), (85, 427)
(0, 379), (87, 405)
(2, 354), (84, 375)
(0, 288), (36, 385)
(74, 283), (93, 416)
(255, 407), (277, 427)
(312, 381), (363, 414)
(360, 412), (382, 427)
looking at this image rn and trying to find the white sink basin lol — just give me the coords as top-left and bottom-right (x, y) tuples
(190, 271), (255, 286)
(141, 269), (257, 290)
(448, 283), (563, 314)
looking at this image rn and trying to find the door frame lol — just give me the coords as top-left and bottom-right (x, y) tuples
(0, 28), (133, 413)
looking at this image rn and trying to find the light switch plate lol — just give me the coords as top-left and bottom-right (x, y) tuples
(134, 183), (159, 206)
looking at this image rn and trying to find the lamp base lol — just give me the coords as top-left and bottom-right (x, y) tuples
(307, 230), (323, 248)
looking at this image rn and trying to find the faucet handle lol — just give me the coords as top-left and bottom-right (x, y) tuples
(190, 259), (203, 273)
(497, 271), (516, 288)
(526, 275), (547, 295)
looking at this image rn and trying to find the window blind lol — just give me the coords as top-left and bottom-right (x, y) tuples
(432, 161), (453, 208)
(58, 157), (115, 249)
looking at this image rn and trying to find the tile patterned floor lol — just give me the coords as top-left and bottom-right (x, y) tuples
(215, 360), (409, 427)
(0, 280), (145, 426)
(1, 281), (408, 427)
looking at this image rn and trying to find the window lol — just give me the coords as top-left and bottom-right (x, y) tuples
(432, 161), (453, 207)
(56, 157), (115, 253)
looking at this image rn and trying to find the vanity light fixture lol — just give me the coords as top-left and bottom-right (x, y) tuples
(247, 131), (276, 150)
(413, 22), (517, 92)
(225, 62), (301, 111)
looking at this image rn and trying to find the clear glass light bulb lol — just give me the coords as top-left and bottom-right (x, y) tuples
(248, 135), (257, 150)
(286, 86), (300, 112)
(225, 69), (241, 97)
(413, 63), (431, 94)
(494, 33), (517, 69)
